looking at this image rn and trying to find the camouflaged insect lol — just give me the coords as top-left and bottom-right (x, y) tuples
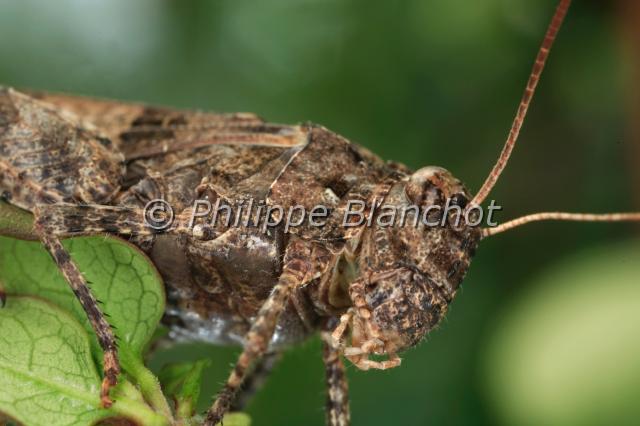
(0, 84), (480, 424)
(3, 1), (638, 425)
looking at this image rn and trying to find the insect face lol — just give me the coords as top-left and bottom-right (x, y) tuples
(358, 267), (449, 353)
(339, 167), (481, 358)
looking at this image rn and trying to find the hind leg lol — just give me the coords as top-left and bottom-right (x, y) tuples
(29, 202), (180, 406)
(35, 229), (120, 407)
(203, 241), (312, 426)
(0, 201), (124, 406)
(23, 204), (159, 406)
(204, 271), (298, 425)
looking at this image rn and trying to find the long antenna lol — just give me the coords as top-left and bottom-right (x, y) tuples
(470, 0), (572, 207)
(483, 212), (640, 238)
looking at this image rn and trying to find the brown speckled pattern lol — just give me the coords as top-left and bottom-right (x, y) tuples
(1, 89), (481, 424)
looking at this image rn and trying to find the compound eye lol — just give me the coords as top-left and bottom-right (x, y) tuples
(449, 193), (468, 209)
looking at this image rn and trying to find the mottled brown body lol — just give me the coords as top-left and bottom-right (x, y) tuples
(0, 86), (480, 423)
(1, 88), (480, 343)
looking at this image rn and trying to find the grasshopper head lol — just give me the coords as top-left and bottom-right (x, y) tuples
(356, 267), (449, 353)
(340, 166), (481, 361)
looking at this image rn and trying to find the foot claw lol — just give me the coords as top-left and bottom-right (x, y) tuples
(100, 380), (114, 408)
(100, 351), (120, 408)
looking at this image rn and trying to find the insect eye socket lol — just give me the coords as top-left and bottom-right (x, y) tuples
(405, 166), (453, 206)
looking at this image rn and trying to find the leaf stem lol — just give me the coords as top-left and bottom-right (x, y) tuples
(122, 349), (175, 422)
(111, 397), (170, 426)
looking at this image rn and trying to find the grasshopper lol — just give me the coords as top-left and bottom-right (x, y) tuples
(0, 0), (638, 425)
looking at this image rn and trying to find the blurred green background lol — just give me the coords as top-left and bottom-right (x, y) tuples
(1, 0), (639, 425)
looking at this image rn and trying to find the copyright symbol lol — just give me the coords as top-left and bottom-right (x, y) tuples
(143, 199), (174, 231)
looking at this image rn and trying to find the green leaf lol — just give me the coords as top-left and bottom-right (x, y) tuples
(0, 236), (165, 358)
(0, 296), (107, 425)
(218, 413), (252, 426)
(159, 359), (212, 420)
(0, 296), (165, 426)
(0, 235), (173, 420)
